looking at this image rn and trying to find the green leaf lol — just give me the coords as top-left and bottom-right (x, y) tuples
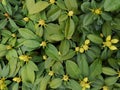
(87, 34), (103, 44)
(102, 67), (117, 75)
(69, 80), (82, 90)
(23, 40), (40, 48)
(9, 18), (19, 29)
(49, 78), (62, 89)
(105, 77), (118, 86)
(66, 60), (81, 79)
(60, 49), (75, 61)
(45, 44), (60, 60)
(0, 44), (7, 57)
(65, 18), (75, 39)
(0, 19), (7, 29)
(27, 61), (38, 71)
(18, 28), (38, 39)
(52, 62), (64, 75)
(104, 0), (120, 11)
(1, 65), (9, 77)
(40, 75), (51, 90)
(47, 5), (61, 21)
(101, 12), (112, 21)
(44, 24), (64, 42)
(89, 59), (102, 80)
(21, 64), (35, 84)
(59, 40), (70, 55)
(6, 49), (18, 61)
(83, 13), (95, 26)
(79, 54), (89, 76)
(64, 0), (78, 11)
(26, 0), (49, 14)
(102, 22), (112, 37)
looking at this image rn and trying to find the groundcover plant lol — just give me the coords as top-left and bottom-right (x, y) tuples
(0, 0), (120, 90)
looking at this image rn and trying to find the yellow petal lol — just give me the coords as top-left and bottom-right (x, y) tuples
(111, 39), (119, 43)
(106, 35), (111, 41)
(83, 77), (88, 82)
(109, 45), (117, 50)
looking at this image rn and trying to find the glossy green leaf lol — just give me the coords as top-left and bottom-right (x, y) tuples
(26, 0), (49, 14)
(104, 0), (120, 11)
(49, 78), (62, 89)
(87, 34), (103, 44)
(66, 60), (81, 79)
(18, 28), (38, 39)
(65, 18), (75, 39)
(102, 67), (117, 75)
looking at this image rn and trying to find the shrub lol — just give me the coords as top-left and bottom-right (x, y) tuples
(0, 0), (120, 90)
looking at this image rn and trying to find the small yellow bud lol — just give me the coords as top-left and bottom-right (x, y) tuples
(103, 86), (109, 90)
(63, 75), (69, 81)
(85, 39), (90, 45)
(83, 45), (89, 51)
(13, 77), (21, 83)
(68, 11), (74, 16)
(111, 39), (119, 43)
(75, 47), (80, 52)
(48, 71), (54, 76)
(100, 33), (104, 38)
(4, 13), (9, 18)
(58, 51), (61, 56)
(94, 8), (102, 15)
(6, 45), (12, 50)
(109, 45), (117, 50)
(40, 41), (47, 47)
(79, 48), (84, 53)
(11, 33), (16, 37)
(43, 55), (47, 60)
(118, 71), (120, 77)
(19, 55), (31, 62)
(23, 17), (29, 22)
(38, 19), (45, 26)
(50, 0), (55, 4)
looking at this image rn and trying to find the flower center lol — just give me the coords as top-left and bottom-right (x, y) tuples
(38, 20), (45, 26)
(19, 55), (31, 62)
(63, 75), (69, 81)
(68, 11), (74, 16)
(48, 71), (54, 76)
(94, 8), (102, 15)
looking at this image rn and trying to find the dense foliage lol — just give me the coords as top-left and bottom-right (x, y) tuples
(0, 0), (120, 90)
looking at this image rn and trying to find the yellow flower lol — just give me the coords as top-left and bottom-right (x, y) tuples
(91, 8), (102, 15)
(63, 75), (69, 81)
(79, 47), (84, 53)
(13, 77), (21, 83)
(85, 39), (90, 45)
(40, 41), (47, 47)
(75, 47), (80, 52)
(83, 45), (89, 51)
(38, 19), (45, 26)
(6, 45), (12, 50)
(4, 13), (10, 18)
(58, 51), (61, 56)
(0, 78), (6, 90)
(50, 0), (55, 4)
(80, 77), (90, 90)
(68, 11), (74, 16)
(102, 86), (109, 90)
(11, 33), (16, 38)
(103, 35), (119, 50)
(118, 71), (120, 77)
(19, 55), (31, 62)
(23, 17), (29, 22)
(43, 55), (47, 60)
(48, 71), (54, 76)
